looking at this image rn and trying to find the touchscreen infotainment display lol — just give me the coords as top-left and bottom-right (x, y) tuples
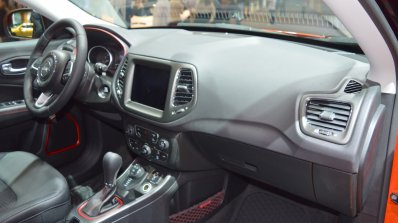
(131, 64), (171, 110)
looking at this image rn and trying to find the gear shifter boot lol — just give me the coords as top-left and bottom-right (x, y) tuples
(82, 152), (122, 217)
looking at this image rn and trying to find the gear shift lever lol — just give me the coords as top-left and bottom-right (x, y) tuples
(82, 152), (122, 217)
(103, 152), (123, 188)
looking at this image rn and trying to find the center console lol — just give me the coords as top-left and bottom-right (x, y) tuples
(68, 156), (177, 223)
(67, 54), (217, 222)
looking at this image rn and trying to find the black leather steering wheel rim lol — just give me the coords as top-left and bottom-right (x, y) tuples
(24, 18), (87, 117)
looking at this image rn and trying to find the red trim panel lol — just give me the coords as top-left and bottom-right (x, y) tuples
(45, 113), (81, 156)
(77, 196), (124, 221)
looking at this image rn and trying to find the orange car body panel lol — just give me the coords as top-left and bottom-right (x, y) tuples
(385, 135), (398, 223)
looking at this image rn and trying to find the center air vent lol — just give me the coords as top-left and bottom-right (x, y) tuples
(116, 59), (128, 98)
(173, 68), (194, 106)
(344, 80), (362, 94)
(305, 99), (352, 135)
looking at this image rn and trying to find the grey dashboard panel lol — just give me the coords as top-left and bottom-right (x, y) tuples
(108, 27), (374, 173)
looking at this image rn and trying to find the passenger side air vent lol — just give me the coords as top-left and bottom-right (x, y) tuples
(305, 100), (352, 135)
(344, 80), (362, 94)
(116, 59), (128, 99)
(173, 68), (194, 106)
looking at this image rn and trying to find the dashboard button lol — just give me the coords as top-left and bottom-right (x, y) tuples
(159, 152), (168, 161)
(135, 126), (144, 138)
(128, 138), (140, 151)
(150, 132), (159, 144)
(125, 125), (135, 136)
(130, 163), (145, 178)
(149, 172), (161, 185)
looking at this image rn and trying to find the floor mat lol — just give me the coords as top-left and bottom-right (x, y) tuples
(206, 185), (338, 223)
(169, 191), (225, 223)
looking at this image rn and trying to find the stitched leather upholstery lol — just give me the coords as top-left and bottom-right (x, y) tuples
(0, 151), (70, 223)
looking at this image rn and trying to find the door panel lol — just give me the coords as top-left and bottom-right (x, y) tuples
(0, 39), (37, 62)
(0, 8), (86, 168)
(0, 38), (87, 168)
(0, 39), (38, 153)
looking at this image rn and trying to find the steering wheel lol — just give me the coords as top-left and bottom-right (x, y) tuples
(24, 18), (87, 117)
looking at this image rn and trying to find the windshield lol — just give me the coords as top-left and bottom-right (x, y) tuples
(69, 0), (355, 42)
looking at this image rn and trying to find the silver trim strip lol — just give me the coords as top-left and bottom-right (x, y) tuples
(88, 46), (113, 67)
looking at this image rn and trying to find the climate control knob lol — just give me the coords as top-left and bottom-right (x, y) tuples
(158, 139), (170, 151)
(141, 144), (152, 156)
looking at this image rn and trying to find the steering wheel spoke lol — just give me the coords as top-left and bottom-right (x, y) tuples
(35, 92), (54, 108)
(61, 60), (74, 85)
(32, 77), (40, 90)
(30, 57), (43, 76)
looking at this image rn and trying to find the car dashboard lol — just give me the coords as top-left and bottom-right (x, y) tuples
(77, 25), (384, 217)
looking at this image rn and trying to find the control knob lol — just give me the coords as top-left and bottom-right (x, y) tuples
(141, 144), (152, 157)
(130, 163), (145, 178)
(158, 139), (170, 151)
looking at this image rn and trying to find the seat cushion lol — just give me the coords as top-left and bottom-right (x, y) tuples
(0, 151), (70, 223)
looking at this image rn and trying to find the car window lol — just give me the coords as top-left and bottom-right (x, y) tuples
(69, 0), (356, 44)
(0, 0), (45, 42)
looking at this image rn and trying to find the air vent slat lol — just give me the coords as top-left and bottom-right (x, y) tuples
(309, 101), (351, 111)
(306, 115), (348, 127)
(307, 105), (350, 116)
(344, 80), (363, 93)
(174, 96), (193, 100)
(305, 99), (352, 134)
(306, 110), (349, 121)
(115, 59), (129, 98)
(173, 68), (194, 107)
(175, 95), (193, 99)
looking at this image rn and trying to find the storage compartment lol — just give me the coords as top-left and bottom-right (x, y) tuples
(190, 133), (316, 202)
(313, 165), (357, 216)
